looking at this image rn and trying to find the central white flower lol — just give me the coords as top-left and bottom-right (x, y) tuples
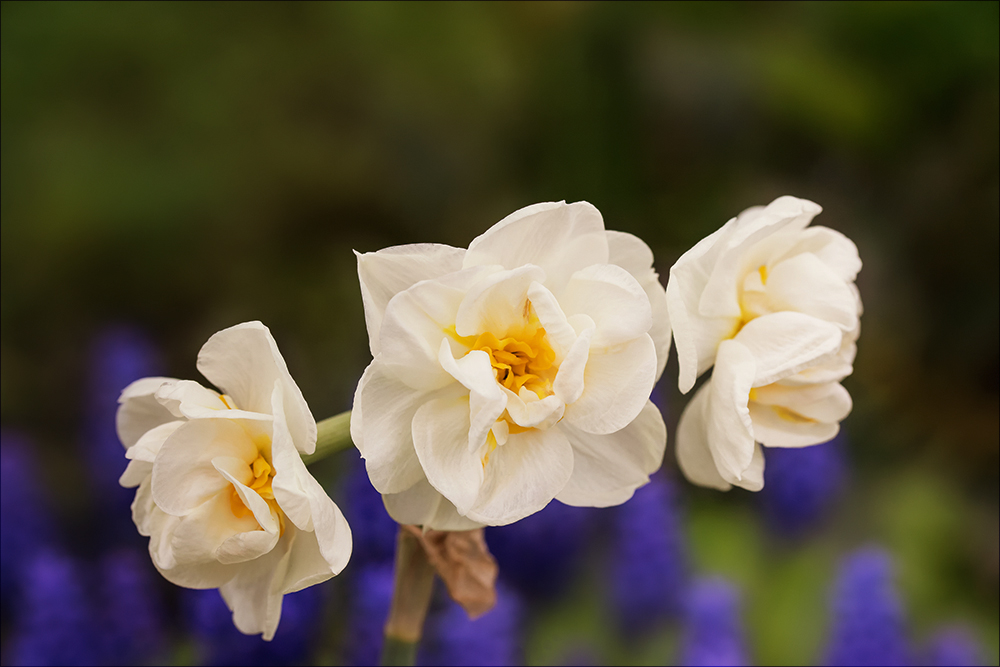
(352, 201), (670, 529)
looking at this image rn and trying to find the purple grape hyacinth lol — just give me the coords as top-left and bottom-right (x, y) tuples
(343, 562), (396, 666)
(824, 547), (911, 666)
(417, 582), (524, 667)
(609, 471), (686, 636)
(680, 577), (749, 667)
(758, 433), (847, 536)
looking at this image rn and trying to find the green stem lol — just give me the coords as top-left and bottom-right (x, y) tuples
(381, 527), (435, 666)
(301, 410), (353, 466)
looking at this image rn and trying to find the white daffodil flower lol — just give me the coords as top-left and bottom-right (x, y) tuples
(117, 322), (352, 640)
(667, 196), (862, 490)
(352, 201), (670, 529)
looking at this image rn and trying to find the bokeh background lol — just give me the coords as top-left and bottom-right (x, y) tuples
(2, 2), (997, 665)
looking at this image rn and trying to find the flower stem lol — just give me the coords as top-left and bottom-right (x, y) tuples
(302, 410), (353, 466)
(381, 526), (435, 666)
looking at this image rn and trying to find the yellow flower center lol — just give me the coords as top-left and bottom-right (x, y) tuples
(218, 393), (285, 534)
(472, 312), (557, 399)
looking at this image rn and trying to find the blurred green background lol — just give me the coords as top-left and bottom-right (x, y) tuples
(1, 2), (997, 665)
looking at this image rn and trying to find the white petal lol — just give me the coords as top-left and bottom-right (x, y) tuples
(559, 264), (652, 348)
(666, 266), (739, 395)
(151, 419), (257, 516)
(526, 281), (577, 359)
(502, 388), (565, 430)
(465, 426), (574, 526)
(778, 226), (862, 282)
(168, 490), (265, 569)
(220, 537), (292, 641)
(214, 458), (281, 547)
(280, 523), (343, 594)
(551, 323), (594, 406)
(351, 359), (437, 494)
(380, 266), (492, 391)
(155, 380), (272, 422)
(734, 312), (843, 387)
(562, 334), (657, 435)
(607, 230), (671, 381)
(120, 420), (184, 488)
(706, 340), (757, 485)
(765, 253), (859, 331)
(699, 196), (821, 320)
(733, 443), (765, 492)
(116, 377), (179, 449)
(411, 396), (485, 515)
(197, 321), (318, 455)
(356, 243), (467, 356)
(556, 400), (666, 507)
(382, 477), (484, 530)
(463, 201), (610, 294)
(675, 383), (732, 491)
(269, 382), (353, 575)
(751, 381), (852, 423)
(437, 341), (508, 453)
(454, 265), (546, 338)
(749, 405), (840, 448)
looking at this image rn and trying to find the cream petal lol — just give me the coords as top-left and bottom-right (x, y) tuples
(556, 400), (666, 507)
(155, 380), (273, 422)
(749, 405), (840, 448)
(463, 201), (610, 294)
(526, 280), (577, 359)
(214, 457), (281, 536)
(220, 537), (292, 641)
(269, 382), (353, 575)
(119, 459), (152, 489)
(356, 244), (467, 356)
(734, 312), (843, 388)
(779, 226), (862, 282)
(121, 420), (184, 488)
(454, 265), (546, 338)
(196, 321), (318, 455)
(706, 340), (758, 485)
(675, 383), (732, 491)
(168, 490), (263, 568)
(751, 381), (852, 423)
(733, 443), (765, 492)
(559, 264), (652, 348)
(699, 196), (821, 320)
(279, 523), (342, 594)
(411, 396), (485, 515)
(382, 477), (484, 530)
(151, 419), (258, 516)
(551, 323), (594, 406)
(437, 341), (508, 453)
(502, 388), (565, 430)
(562, 334), (657, 435)
(351, 358), (438, 494)
(380, 266), (492, 391)
(116, 377), (180, 448)
(465, 425), (574, 526)
(765, 253), (859, 331)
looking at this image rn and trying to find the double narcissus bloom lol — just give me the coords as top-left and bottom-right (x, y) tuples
(352, 201), (670, 529)
(667, 196), (862, 491)
(116, 322), (352, 640)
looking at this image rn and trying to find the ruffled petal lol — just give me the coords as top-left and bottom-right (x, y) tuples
(351, 359), (438, 494)
(675, 383), (732, 491)
(778, 226), (862, 282)
(765, 252), (859, 331)
(556, 400), (666, 506)
(706, 340), (757, 485)
(151, 419), (257, 516)
(749, 406), (840, 448)
(380, 265), (493, 391)
(197, 321), (318, 455)
(120, 420), (184, 488)
(463, 201), (610, 294)
(562, 334), (657, 435)
(116, 377), (180, 448)
(219, 537), (292, 641)
(454, 265), (546, 338)
(465, 425), (574, 526)
(356, 243), (467, 356)
(382, 477), (484, 531)
(559, 264), (653, 348)
(411, 396), (485, 515)
(734, 312), (843, 387)
(437, 341), (508, 453)
(607, 230), (672, 382)
(155, 380), (272, 422)
(751, 381), (852, 423)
